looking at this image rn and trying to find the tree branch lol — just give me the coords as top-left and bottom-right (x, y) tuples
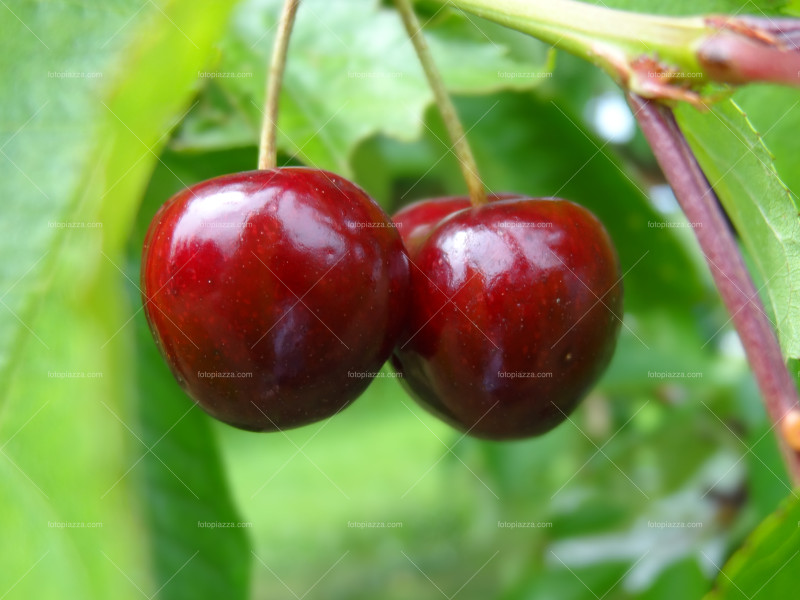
(628, 93), (800, 483)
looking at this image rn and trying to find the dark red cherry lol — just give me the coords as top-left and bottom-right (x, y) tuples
(141, 167), (410, 431)
(392, 196), (622, 440)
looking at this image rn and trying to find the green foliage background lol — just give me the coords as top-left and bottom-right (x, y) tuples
(1, 0), (799, 598)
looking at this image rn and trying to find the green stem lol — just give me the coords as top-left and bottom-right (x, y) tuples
(394, 0), (487, 206)
(442, 0), (800, 103)
(450, 1), (704, 77)
(258, 0), (300, 170)
(449, 0), (706, 48)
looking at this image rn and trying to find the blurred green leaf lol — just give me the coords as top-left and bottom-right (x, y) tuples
(0, 0), (113, 382)
(705, 492), (800, 600)
(676, 101), (800, 360)
(0, 0), (245, 598)
(639, 557), (708, 600)
(0, 260), (150, 600)
(174, 0), (553, 174)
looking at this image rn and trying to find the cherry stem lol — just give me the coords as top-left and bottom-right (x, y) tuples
(628, 93), (800, 484)
(393, 0), (487, 206)
(257, 0), (300, 170)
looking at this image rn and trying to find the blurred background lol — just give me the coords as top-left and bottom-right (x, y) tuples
(2, 0), (800, 598)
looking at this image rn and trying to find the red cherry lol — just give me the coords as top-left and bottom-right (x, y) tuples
(141, 168), (410, 431)
(392, 196), (622, 440)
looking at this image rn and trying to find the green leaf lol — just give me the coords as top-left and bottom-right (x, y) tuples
(174, 0), (553, 175)
(705, 492), (800, 599)
(0, 0), (111, 383)
(675, 101), (800, 360)
(0, 269), (151, 600)
(640, 557), (708, 600)
(732, 86), (800, 210)
(0, 0), (247, 598)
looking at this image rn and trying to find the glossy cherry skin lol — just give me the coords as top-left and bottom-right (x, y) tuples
(392, 197), (622, 440)
(393, 194), (515, 254)
(141, 168), (410, 431)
